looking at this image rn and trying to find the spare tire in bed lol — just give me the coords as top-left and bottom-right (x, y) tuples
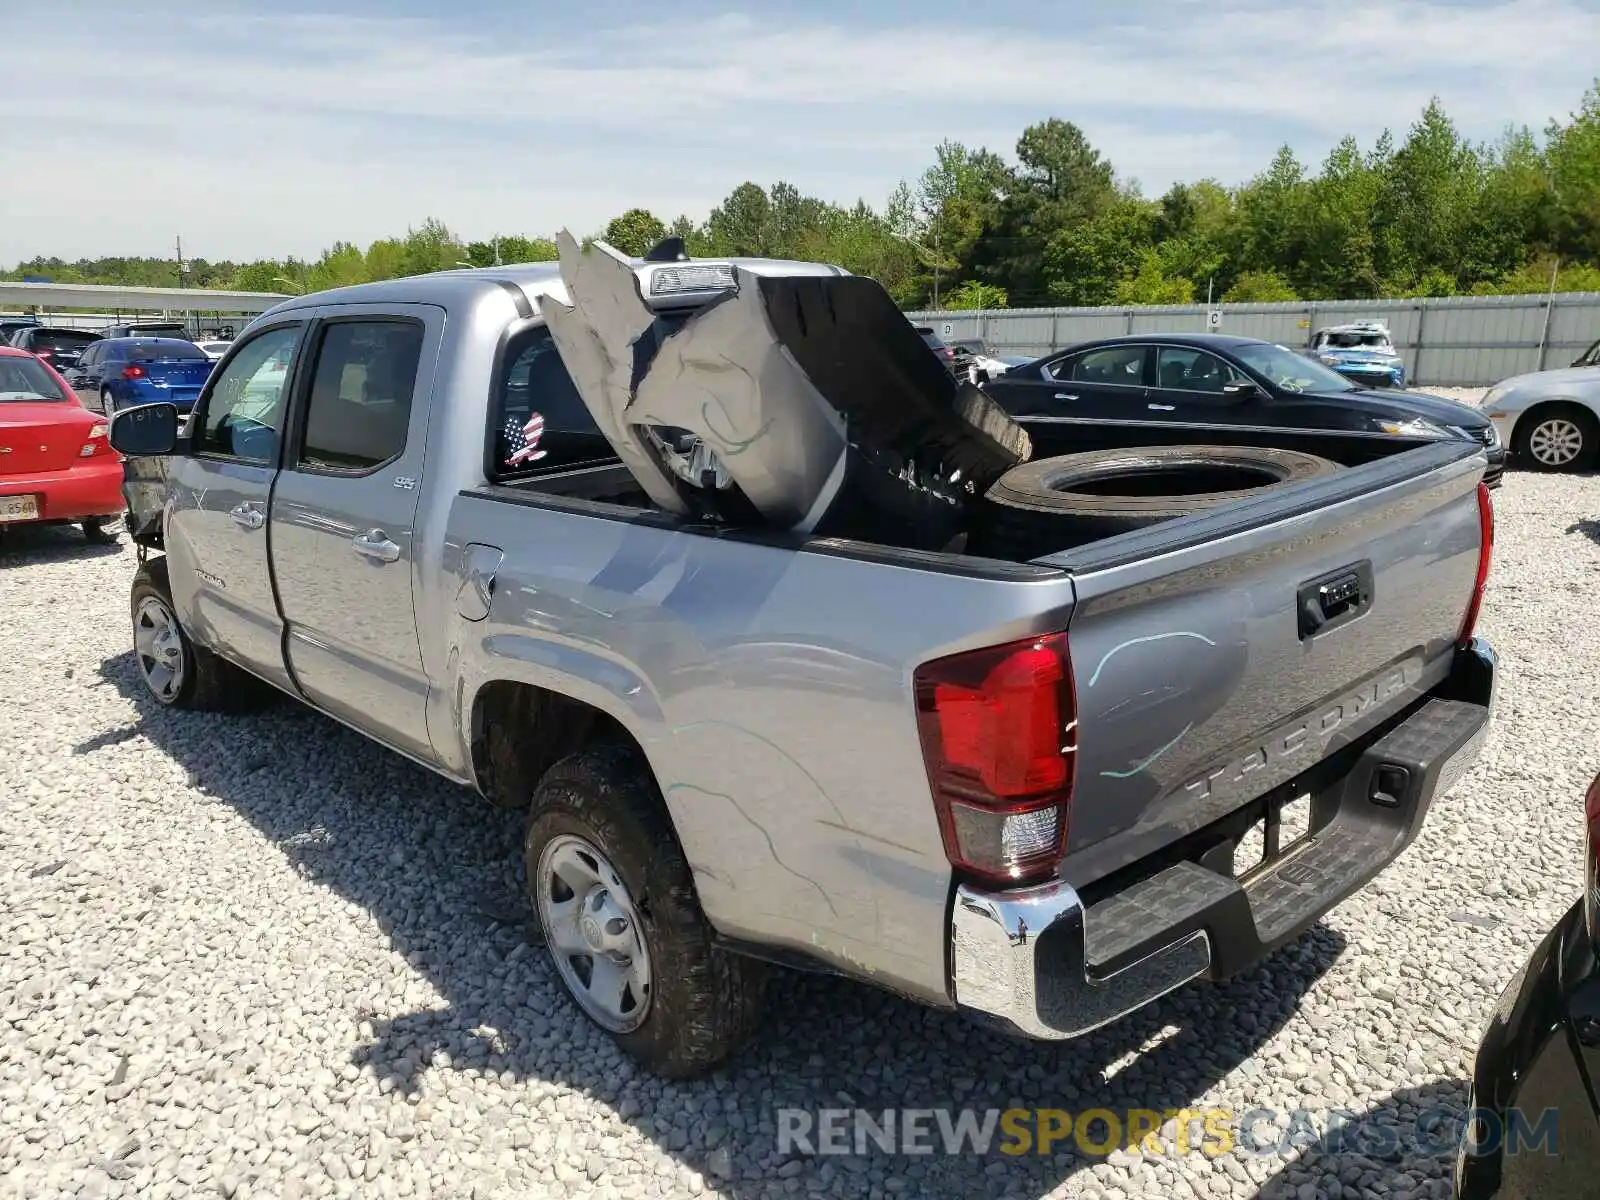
(975, 444), (1341, 561)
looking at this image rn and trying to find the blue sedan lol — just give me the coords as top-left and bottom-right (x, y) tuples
(63, 337), (215, 417)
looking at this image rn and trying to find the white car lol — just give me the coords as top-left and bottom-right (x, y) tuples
(196, 340), (232, 362)
(953, 341), (1034, 385)
(1481, 336), (1600, 471)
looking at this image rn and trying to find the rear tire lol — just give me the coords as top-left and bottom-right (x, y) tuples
(82, 517), (120, 544)
(525, 740), (766, 1079)
(130, 558), (268, 712)
(100, 388), (117, 418)
(1514, 404), (1598, 472)
(976, 445), (1341, 560)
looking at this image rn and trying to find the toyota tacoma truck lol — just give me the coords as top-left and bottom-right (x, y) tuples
(109, 238), (1498, 1078)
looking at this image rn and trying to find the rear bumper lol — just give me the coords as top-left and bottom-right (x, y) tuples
(1484, 446), (1507, 489)
(0, 459), (126, 522)
(950, 637), (1497, 1040)
(1455, 900), (1600, 1199)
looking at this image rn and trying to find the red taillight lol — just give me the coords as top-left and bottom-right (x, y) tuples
(1457, 482), (1494, 646)
(122, 364), (145, 379)
(914, 633), (1077, 886)
(80, 423), (110, 457)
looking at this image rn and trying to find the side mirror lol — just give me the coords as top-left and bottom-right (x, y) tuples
(1222, 379), (1260, 400)
(109, 403), (180, 456)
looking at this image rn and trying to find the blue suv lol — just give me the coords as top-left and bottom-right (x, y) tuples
(1308, 322), (1406, 389)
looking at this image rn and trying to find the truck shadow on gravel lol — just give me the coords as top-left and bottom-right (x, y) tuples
(1567, 518), (1600, 548)
(1247, 1080), (1474, 1200)
(93, 648), (1349, 1200)
(0, 524), (127, 564)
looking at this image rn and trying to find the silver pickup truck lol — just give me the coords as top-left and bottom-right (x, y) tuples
(109, 246), (1498, 1079)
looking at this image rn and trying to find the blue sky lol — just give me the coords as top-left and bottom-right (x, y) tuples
(2, 0), (1598, 264)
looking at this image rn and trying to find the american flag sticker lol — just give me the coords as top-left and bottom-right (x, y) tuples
(503, 411), (547, 466)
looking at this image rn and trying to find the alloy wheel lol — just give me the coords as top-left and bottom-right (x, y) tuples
(133, 595), (185, 703)
(535, 833), (653, 1033)
(1528, 417), (1585, 467)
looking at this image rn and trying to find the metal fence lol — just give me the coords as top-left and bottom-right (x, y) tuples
(0, 311), (252, 337)
(907, 291), (1600, 387)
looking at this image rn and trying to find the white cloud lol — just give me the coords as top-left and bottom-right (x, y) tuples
(1, 0), (1596, 261)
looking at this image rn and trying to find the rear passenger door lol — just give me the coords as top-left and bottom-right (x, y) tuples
(268, 305), (442, 760)
(1009, 344), (1151, 457)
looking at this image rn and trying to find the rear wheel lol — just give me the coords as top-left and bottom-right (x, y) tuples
(100, 387), (117, 418)
(1515, 405), (1597, 472)
(525, 741), (766, 1078)
(82, 517), (120, 544)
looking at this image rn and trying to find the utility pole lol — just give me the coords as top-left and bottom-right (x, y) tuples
(1536, 257), (1561, 370)
(176, 236), (187, 288)
(932, 210), (942, 309)
(493, 236), (502, 267)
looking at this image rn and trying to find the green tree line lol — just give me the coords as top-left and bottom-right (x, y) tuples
(8, 83), (1600, 310)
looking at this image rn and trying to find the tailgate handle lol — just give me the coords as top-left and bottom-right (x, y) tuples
(1298, 561), (1374, 639)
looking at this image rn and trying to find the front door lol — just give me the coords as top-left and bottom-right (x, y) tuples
(268, 306), (441, 759)
(1146, 344), (1265, 429)
(164, 322), (307, 692)
(1147, 344), (1372, 455)
(69, 342), (107, 408)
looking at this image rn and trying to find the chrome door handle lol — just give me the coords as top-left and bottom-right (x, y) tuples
(1054, 393), (1078, 401)
(1148, 403), (1176, 411)
(352, 530), (401, 563)
(229, 505), (264, 530)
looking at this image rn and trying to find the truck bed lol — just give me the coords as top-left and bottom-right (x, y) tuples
(445, 436), (1489, 1004)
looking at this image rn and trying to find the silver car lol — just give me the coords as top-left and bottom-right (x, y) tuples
(1482, 337), (1600, 470)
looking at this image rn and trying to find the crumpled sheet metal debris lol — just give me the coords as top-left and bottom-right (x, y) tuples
(537, 231), (1029, 535)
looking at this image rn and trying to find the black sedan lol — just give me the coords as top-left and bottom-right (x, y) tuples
(1455, 769), (1600, 1199)
(982, 333), (1506, 486)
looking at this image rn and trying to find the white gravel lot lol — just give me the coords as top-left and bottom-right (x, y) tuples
(3, 452), (1597, 1200)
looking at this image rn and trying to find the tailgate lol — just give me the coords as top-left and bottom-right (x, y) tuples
(1051, 441), (1487, 865)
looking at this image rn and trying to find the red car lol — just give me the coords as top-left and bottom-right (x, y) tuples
(0, 346), (124, 542)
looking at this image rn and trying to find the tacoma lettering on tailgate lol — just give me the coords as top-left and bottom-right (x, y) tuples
(1180, 664), (1416, 801)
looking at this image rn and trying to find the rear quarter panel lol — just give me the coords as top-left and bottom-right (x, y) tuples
(443, 492), (1078, 1005)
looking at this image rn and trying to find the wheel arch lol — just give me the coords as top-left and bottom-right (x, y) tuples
(468, 678), (655, 811)
(1510, 397), (1600, 447)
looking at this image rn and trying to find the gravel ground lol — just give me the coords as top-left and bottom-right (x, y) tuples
(3, 459), (1597, 1200)
(1410, 385), (1488, 407)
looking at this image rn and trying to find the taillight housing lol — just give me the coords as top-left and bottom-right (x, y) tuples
(1458, 481), (1494, 646)
(914, 632), (1077, 886)
(80, 423), (110, 457)
(1585, 773), (1600, 951)
(122, 364), (146, 379)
